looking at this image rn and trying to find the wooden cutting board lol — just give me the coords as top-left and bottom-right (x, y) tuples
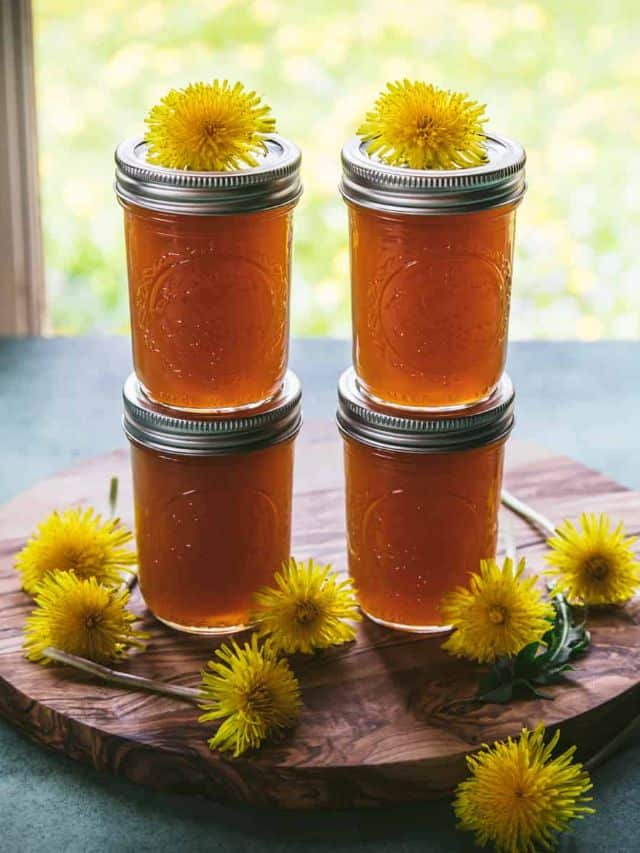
(0, 421), (638, 809)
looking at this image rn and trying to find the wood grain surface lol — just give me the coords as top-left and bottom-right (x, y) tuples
(0, 420), (639, 810)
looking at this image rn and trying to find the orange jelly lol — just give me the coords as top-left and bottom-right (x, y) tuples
(340, 134), (525, 410)
(115, 135), (302, 412)
(348, 204), (516, 409)
(337, 369), (514, 632)
(123, 371), (302, 634)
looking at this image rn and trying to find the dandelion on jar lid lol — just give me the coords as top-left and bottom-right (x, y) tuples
(144, 79), (277, 172)
(341, 79), (526, 214)
(115, 78), (302, 214)
(358, 79), (488, 171)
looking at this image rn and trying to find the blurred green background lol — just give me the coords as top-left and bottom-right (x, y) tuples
(34, 0), (639, 339)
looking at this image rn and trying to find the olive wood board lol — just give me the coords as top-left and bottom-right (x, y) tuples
(0, 420), (638, 810)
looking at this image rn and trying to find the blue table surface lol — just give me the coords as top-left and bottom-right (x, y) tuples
(0, 337), (639, 852)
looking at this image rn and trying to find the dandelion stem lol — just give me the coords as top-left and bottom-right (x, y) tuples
(108, 476), (119, 518)
(501, 513), (518, 562)
(585, 711), (640, 771)
(501, 489), (556, 538)
(106, 475), (139, 593)
(125, 572), (139, 593)
(43, 647), (201, 704)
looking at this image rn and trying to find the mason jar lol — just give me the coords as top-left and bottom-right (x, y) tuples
(340, 135), (525, 411)
(122, 371), (302, 635)
(115, 136), (302, 412)
(337, 368), (514, 632)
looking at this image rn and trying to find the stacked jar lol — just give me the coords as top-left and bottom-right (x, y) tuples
(337, 134), (526, 632)
(114, 135), (303, 635)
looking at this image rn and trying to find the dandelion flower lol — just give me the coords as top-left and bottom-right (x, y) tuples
(15, 507), (136, 596)
(24, 570), (146, 664)
(252, 558), (361, 654)
(357, 79), (487, 170)
(441, 558), (553, 663)
(454, 723), (594, 853)
(145, 79), (276, 171)
(199, 634), (301, 757)
(546, 513), (640, 605)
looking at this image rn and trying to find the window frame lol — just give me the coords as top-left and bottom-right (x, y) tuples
(0, 0), (44, 335)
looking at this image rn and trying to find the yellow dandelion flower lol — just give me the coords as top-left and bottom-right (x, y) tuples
(145, 79), (276, 171)
(15, 507), (136, 596)
(24, 570), (146, 665)
(357, 79), (487, 170)
(441, 558), (554, 663)
(199, 634), (301, 757)
(252, 557), (361, 654)
(546, 512), (640, 605)
(454, 723), (594, 853)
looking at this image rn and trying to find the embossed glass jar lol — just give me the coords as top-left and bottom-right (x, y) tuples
(337, 368), (514, 632)
(340, 135), (525, 411)
(115, 136), (302, 412)
(123, 371), (302, 635)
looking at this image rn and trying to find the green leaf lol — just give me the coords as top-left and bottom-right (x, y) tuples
(477, 683), (514, 704)
(513, 642), (543, 679)
(517, 641), (541, 667)
(477, 656), (513, 694)
(464, 594), (591, 711)
(512, 679), (554, 701)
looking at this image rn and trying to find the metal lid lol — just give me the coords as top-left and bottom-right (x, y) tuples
(340, 134), (525, 215)
(114, 135), (302, 215)
(337, 369), (514, 453)
(123, 371), (302, 456)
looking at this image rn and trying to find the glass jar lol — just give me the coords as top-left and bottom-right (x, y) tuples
(340, 135), (525, 411)
(123, 371), (302, 635)
(337, 369), (514, 632)
(115, 136), (302, 412)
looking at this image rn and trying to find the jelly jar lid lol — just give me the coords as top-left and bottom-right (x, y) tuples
(123, 372), (302, 456)
(114, 135), (302, 215)
(340, 134), (525, 215)
(337, 369), (515, 453)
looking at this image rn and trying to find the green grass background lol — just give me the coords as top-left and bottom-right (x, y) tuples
(34, 0), (640, 339)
